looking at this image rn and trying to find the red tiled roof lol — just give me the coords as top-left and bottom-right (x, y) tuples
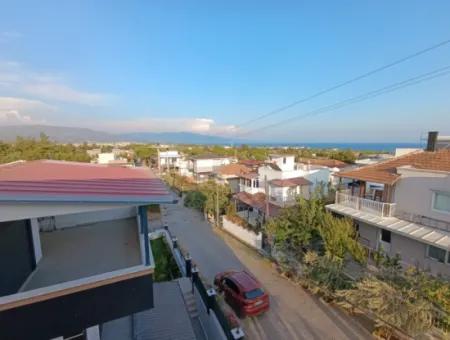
(239, 160), (264, 167)
(270, 177), (312, 187)
(215, 163), (252, 176)
(336, 149), (450, 185)
(233, 192), (281, 216)
(239, 172), (259, 180)
(0, 160), (172, 203)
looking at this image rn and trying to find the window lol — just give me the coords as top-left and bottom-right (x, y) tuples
(427, 245), (446, 263)
(433, 192), (450, 213)
(224, 278), (240, 294)
(244, 288), (264, 300)
(253, 179), (259, 188)
(380, 229), (391, 243)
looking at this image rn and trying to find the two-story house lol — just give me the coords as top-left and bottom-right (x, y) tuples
(188, 154), (235, 182)
(0, 160), (173, 339)
(326, 136), (450, 277)
(238, 154), (330, 207)
(157, 150), (189, 175)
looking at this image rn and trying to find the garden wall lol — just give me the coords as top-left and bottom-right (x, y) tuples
(222, 216), (262, 250)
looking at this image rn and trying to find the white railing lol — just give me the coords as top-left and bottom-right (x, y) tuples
(335, 192), (396, 217)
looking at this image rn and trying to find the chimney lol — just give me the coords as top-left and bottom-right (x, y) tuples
(426, 131), (438, 152)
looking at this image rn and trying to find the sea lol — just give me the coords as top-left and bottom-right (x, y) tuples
(244, 142), (424, 152)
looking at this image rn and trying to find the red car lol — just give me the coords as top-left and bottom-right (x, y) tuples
(214, 270), (269, 317)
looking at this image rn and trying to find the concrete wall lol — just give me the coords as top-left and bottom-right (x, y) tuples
(394, 168), (450, 224)
(222, 216), (262, 250)
(357, 221), (378, 250)
(269, 155), (295, 172)
(304, 168), (331, 193)
(52, 206), (137, 230)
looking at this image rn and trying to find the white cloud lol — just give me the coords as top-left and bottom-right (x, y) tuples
(23, 83), (108, 106)
(0, 60), (110, 106)
(0, 97), (53, 125)
(103, 117), (237, 135)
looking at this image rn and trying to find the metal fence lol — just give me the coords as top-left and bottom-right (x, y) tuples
(163, 225), (243, 339)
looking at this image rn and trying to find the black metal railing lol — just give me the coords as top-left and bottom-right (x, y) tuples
(165, 225), (243, 339)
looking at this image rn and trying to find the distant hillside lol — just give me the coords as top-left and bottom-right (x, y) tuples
(0, 125), (117, 143)
(118, 131), (233, 144)
(0, 125), (235, 144)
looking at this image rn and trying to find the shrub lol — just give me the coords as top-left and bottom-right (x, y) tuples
(184, 190), (207, 210)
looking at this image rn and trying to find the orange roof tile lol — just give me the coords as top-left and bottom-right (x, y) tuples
(270, 177), (312, 187)
(233, 192), (281, 216)
(215, 163), (252, 176)
(336, 149), (450, 185)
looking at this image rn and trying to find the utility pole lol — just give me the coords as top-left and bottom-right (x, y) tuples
(216, 183), (220, 227)
(264, 175), (269, 222)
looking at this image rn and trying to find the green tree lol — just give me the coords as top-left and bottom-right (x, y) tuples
(318, 213), (366, 264)
(265, 197), (324, 258)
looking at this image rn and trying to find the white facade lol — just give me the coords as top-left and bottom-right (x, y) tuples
(238, 156), (331, 206)
(98, 153), (116, 164)
(189, 156), (234, 182)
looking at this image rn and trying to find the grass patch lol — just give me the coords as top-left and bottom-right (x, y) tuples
(151, 237), (181, 282)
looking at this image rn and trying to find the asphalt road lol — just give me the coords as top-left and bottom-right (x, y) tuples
(159, 201), (372, 340)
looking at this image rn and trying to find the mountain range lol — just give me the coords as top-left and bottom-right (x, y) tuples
(0, 125), (235, 144)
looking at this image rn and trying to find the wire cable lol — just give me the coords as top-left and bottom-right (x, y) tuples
(238, 65), (450, 137)
(237, 38), (450, 128)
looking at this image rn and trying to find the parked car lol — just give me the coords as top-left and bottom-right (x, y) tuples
(214, 270), (269, 317)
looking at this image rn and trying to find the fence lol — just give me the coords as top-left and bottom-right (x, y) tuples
(160, 225), (244, 340)
(335, 192), (396, 217)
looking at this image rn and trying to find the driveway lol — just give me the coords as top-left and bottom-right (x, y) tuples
(159, 201), (372, 340)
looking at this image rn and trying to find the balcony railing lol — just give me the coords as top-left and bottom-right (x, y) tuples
(335, 192), (396, 217)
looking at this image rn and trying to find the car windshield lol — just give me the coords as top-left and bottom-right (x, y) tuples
(244, 288), (264, 300)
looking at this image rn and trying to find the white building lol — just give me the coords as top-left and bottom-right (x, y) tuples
(157, 150), (189, 175)
(98, 152), (116, 164)
(238, 155), (331, 207)
(188, 154), (235, 182)
(327, 136), (450, 277)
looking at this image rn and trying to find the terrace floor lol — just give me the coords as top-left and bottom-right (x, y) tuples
(22, 217), (141, 291)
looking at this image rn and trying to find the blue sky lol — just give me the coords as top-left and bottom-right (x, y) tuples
(0, 1), (449, 142)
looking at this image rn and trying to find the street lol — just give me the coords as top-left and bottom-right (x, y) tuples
(159, 201), (372, 340)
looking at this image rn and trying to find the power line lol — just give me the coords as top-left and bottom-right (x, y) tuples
(237, 38), (450, 128)
(237, 65), (450, 137)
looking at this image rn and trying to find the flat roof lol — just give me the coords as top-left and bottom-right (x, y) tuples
(0, 160), (173, 204)
(326, 203), (450, 250)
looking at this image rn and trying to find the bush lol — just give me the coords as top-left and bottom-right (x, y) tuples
(303, 251), (353, 292)
(184, 190), (207, 210)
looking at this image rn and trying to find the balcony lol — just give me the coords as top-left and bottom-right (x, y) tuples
(0, 217), (154, 340)
(335, 192), (396, 217)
